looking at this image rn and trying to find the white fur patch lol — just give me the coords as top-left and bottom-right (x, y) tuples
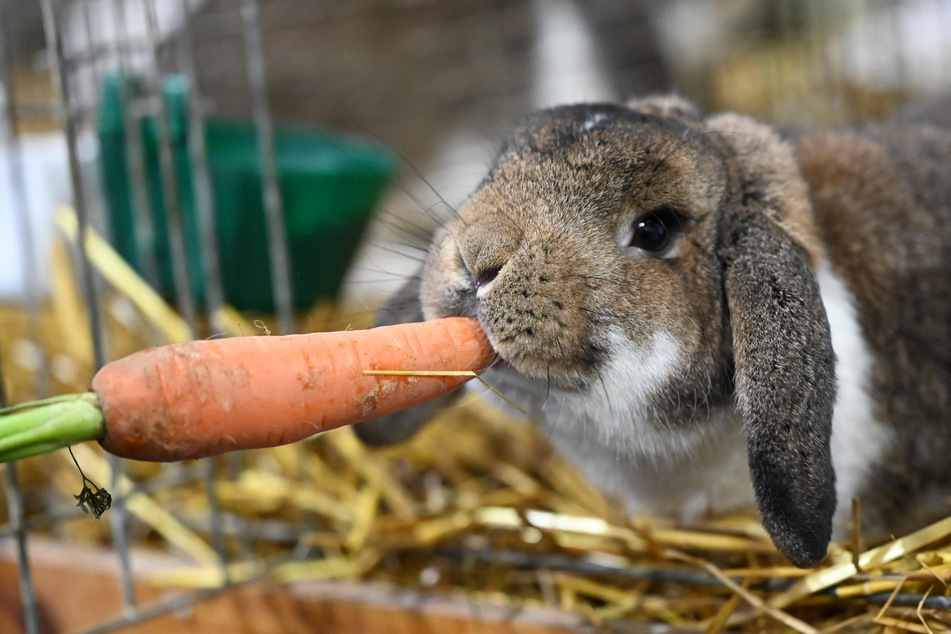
(569, 328), (686, 450)
(477, 327), (688, 454)
(816, 262), (891, 535)
(474, 327), (755, 519)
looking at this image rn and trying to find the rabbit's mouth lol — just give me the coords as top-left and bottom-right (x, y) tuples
(482, 320), (687, 399)
(460, 296), (608, 389)
(478, 332), (602, 390)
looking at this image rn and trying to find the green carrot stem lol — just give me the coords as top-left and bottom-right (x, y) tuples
(0, 393), (105, 462)
(0, 392), (95, 415)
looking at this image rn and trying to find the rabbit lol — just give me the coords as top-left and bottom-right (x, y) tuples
(354, 95), (951, 568)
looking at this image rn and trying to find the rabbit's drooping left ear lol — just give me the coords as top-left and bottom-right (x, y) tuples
(709, 113), (838, 568)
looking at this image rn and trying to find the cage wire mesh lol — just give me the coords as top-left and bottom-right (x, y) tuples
(1, 0), (299, 631)
(1, 0), (950, 632)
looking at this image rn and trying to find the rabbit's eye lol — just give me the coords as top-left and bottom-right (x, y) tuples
(632, 216), (670, 252)
(626, 206), (683, 256)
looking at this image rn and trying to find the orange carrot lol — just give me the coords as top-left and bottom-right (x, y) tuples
(0, 318), (493, 463)
(94, 317), (493, 461)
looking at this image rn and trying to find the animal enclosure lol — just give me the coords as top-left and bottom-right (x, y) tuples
(2, 1), (951, 632)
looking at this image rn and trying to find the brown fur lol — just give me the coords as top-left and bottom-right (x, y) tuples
(355, 98), (951, 567)
(422, 105), (730, 389)
(796, 126), (951, 538)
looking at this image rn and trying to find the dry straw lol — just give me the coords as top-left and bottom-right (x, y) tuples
(1, 212), (950, 632)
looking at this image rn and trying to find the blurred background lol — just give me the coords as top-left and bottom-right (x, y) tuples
(1, 1), (949, 631)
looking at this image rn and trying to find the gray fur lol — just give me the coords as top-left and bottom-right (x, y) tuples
(354, 97), (951, 568)
(796, 122), (951, 539)
(721, 210), (836, 567)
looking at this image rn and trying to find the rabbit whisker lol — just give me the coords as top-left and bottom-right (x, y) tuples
(353, 122), (465, 226)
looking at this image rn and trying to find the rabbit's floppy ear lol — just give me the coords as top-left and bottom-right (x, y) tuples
(708, 113), (837, 568)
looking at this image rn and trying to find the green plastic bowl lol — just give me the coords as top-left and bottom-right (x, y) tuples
(98, 74), (396, 312)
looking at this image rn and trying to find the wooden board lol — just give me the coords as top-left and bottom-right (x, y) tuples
(0, 538), (634, 634)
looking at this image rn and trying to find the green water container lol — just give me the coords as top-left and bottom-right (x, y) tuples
(98, 74), (396, 312)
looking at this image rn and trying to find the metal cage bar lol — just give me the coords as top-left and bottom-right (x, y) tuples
(0, 4), (44, 632)
(239, 0), (295, 334)
(39, 0), (141, 617)
(0, 1), (944, 631)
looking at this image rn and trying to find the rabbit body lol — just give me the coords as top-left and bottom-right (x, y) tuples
(357, 98), (951, 567)
(798, 125), (951, 537)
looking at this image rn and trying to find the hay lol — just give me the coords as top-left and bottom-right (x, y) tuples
(7, 392), (949, 632)
(2, 224), (951, 632)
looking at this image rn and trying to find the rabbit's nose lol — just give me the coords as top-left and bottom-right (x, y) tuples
(461, 255), (505, 292)
(472, 264), (502, 288)
(458, 233), (514, 291)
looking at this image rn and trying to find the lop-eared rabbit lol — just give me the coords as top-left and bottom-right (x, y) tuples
(355, 96), (951, 568)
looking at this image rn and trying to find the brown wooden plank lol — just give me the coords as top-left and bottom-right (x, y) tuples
(0, 538), (599, 633)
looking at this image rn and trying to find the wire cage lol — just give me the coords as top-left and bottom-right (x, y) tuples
(2, 1), (951, 632)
